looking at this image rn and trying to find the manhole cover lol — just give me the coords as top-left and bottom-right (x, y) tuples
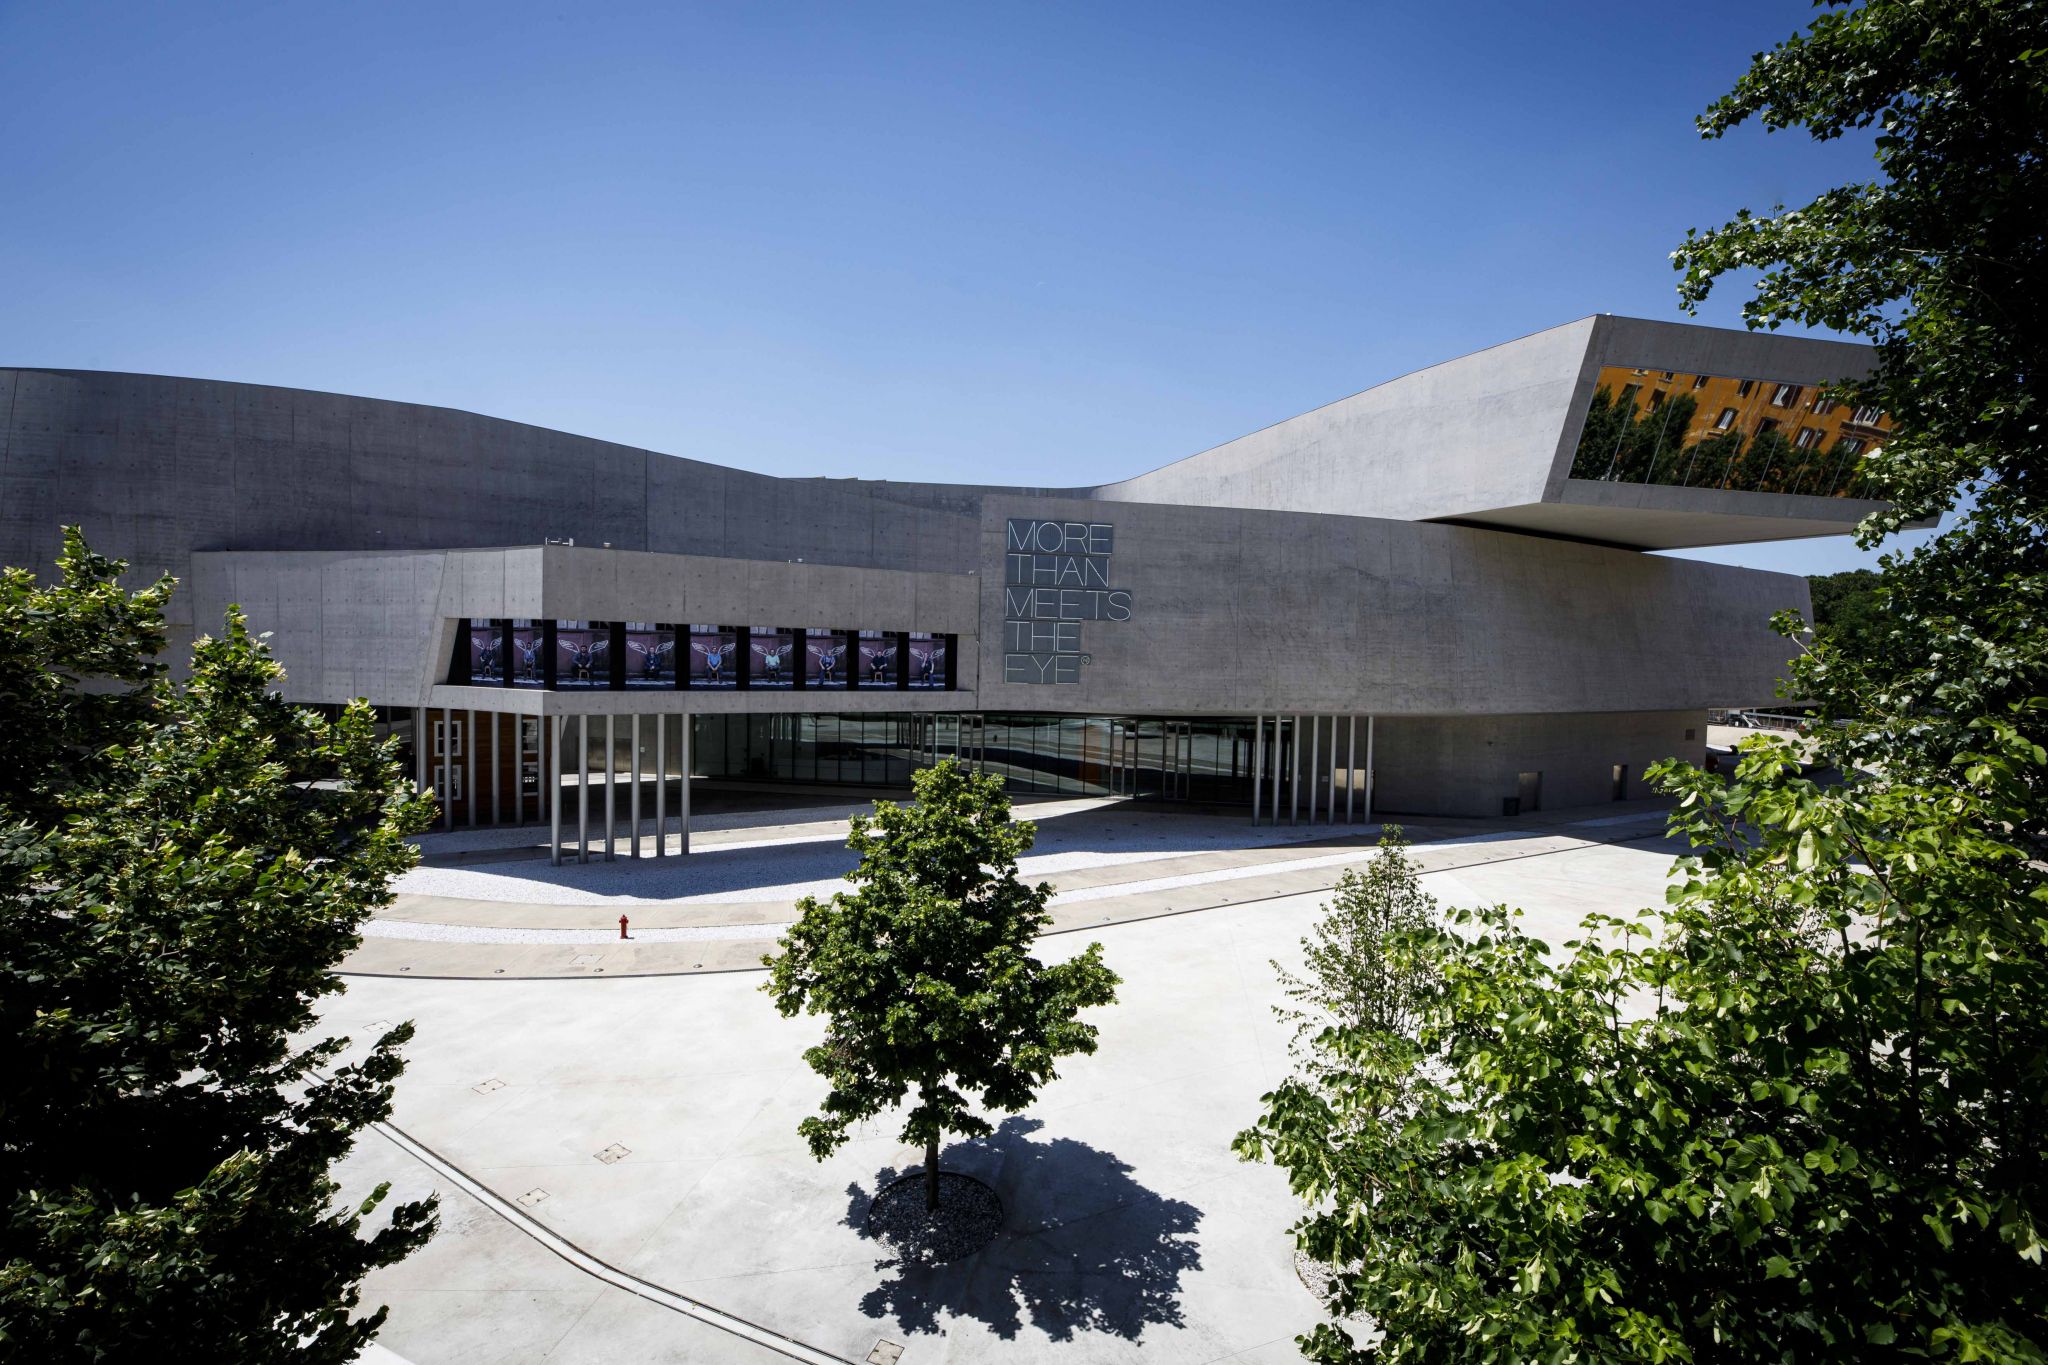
(516, 1188), (549, 1208)
(867, 1341), (904, 1365)
(471, 1077), (505, 1095)
(571, 953), (603, 966)
(594, 1143), (630, 1164)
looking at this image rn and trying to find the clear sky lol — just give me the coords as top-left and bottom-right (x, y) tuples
(0, 1), (1937, 575)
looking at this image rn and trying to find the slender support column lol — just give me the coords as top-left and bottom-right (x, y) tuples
(438, 711), (453, 831)
(549, 714), (563, 866)
(1270, 718), (1282, 825)
(1346, 715), (1357, 823)
(1365, 716), (1376, 823)
(1250, 714), (1264, 826)
(1308, 714), (1320, 825)
(630, 715), (642, 858)
(654, 713), (666, 858)
(465, 709), (478, 827)
(1289, 713), (1301, 825)
(679, 714), (691, 855)
(604, 715), (617, 861)
(414, 707), (428, 796)
(577, 714), (590, 864)
(490, 710), (502, 826)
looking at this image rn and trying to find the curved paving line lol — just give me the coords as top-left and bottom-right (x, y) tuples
(372, 1120), (860, 1365)
(338, 827), (1674, 982)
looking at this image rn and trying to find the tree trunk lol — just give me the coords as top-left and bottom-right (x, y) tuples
(925, 1132), (940, 1212)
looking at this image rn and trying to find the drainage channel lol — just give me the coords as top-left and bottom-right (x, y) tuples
(372, 1120), (860, 1365)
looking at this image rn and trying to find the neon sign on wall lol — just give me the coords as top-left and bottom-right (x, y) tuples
(1002, 519), (1133, 685)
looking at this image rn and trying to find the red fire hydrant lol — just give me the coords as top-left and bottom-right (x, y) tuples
(619, 914), (630, 940)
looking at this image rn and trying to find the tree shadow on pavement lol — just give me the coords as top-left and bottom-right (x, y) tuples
(842, 1116), (1204, 1342)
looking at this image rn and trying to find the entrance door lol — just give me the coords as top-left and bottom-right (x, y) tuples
(1518, 770), (1543, 813)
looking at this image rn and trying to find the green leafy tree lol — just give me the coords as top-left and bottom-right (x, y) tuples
(1240, 2), (2048, 1360)
(0, 529), (438, 1362)
(1271, 827), (1438, 1066)
(1806, 567), (1888, 660)
(1249, 830), (1441, 1299)
(764, 760), (1119, 1210)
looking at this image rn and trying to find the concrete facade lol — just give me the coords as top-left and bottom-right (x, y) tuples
(2, 315), (1874, 825)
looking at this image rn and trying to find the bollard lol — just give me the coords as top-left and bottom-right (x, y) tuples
(619, 914), (629, 940)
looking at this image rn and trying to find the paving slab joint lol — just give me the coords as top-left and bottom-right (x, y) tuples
(370, 1120), (860, 1364)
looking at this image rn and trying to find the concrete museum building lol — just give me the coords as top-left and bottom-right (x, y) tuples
(0, 315), (1893, 863)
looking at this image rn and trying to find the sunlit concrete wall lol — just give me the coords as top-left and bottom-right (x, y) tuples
(1370, 709), (1707, 819)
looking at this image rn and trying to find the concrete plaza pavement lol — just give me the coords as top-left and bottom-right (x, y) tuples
(327, 810), (1695, 1364)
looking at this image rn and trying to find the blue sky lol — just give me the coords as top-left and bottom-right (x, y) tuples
(0, 1), (1935, 574)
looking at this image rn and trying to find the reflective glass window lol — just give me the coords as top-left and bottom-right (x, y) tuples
(689, 625), (738, 688)
(907, 632), (946, 689)
(857, 630), (899, 687)
(509, 620), (546, 687)
(805, 628), (849, 688)
(1569, 365), (1891, 497)
(624, 622), (677, 689)
(555, 621), (609, 689)
(750, 626), (796, 688)
(467, 620), (504, 684)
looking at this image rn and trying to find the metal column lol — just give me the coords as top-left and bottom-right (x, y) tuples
(1364, 715), (1376, 823)
(1270, 717), (1282, 825)
(1346, 715), (1357, 823)
(1251, 713), (1264, 825)
(630, 715), (642, 858)
(1307, 714), (1320, 824)
(549, 714), (563, 866)
(604, 715), (617, 861)
(654, 714), (666, 858)
(466, 709), (478, 827)
(1290, 713), (1301, 825)
(438, 711), (453, 831)
(679, 714), (691, 854)
(414, 708), (428, 796)
(577, 714), (590, 864)
(491, 711), (502, 826)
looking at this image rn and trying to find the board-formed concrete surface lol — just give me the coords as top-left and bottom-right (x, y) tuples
(328, 818), (1694, 1363)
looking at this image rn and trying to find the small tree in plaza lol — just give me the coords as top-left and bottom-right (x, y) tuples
(1243, 829), (1443, 1309)
(764, 760), (1119, 1212)
(0, 529), (438, 1361)
(1271, 827), (1439, 1064)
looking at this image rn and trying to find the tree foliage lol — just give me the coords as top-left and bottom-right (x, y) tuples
(1806, 567), (1888, 658)
(1271, 827), (1438, 1067)
(763, 760), (1119, 1209)
(1240, 2), (2048, 1359)
(0, 529), (437, 1362)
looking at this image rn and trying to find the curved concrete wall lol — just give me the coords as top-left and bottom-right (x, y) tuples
(0, 368), (987, 629)
(3, 364), (1805, 720)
